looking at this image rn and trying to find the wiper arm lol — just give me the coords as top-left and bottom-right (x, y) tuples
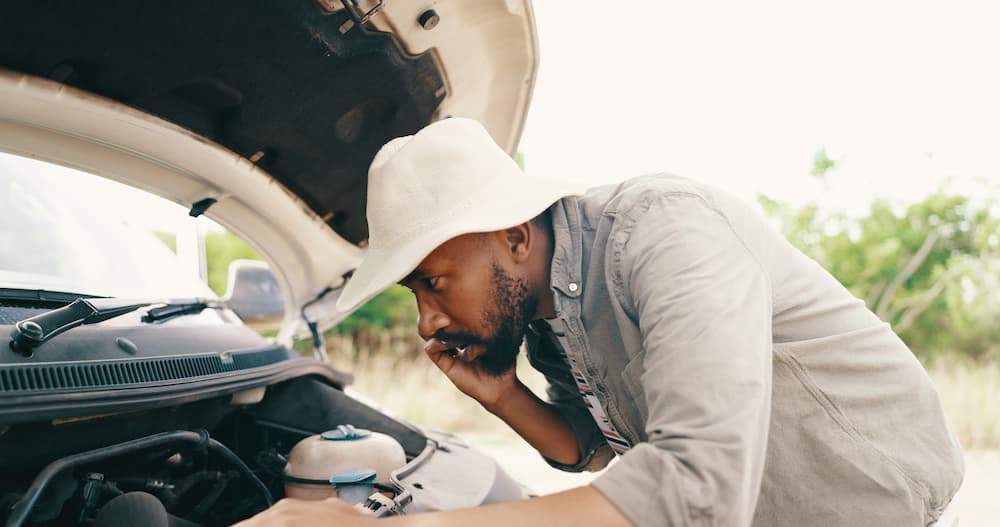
(8, 298), (223, 356)
(9, 298), (153, 355)
(140, 299), (224, 324)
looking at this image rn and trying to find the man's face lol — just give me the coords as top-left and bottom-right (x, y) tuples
(400, 232), (537, 377)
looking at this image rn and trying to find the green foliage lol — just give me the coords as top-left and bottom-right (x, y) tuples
(334, 285), (417, 334)
(154, 231), (177, 253)
(811, 147), (837, 179)
(204, 231), (262, 296)
(760, 191), (1000, 361)
(151, 229), (264, 296)
(199, 186), (1000, 364)
(199, 231), (416, 334)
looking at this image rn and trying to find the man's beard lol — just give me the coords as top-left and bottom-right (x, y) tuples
(438, 263), (536, 378)
(475, 263), (537, 377)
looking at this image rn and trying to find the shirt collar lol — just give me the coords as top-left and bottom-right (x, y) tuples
(548, 197), (584, 300)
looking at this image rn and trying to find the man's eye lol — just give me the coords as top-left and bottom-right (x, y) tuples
(425, 277), (443, 290)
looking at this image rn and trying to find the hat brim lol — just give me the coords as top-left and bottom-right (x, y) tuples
(335, 177), (587, 314)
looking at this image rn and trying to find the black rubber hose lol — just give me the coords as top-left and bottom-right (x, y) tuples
(204, 438), (273, 508)
(5, 430), (273, 527)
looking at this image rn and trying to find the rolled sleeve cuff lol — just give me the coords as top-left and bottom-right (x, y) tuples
(544, 443), (614, 473)
(542, 404), (614, 472)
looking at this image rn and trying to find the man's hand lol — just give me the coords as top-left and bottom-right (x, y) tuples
(424, 338), (582, 466)
(231, 487), (631, 527)
(231, 497), (373, 527)
(423, 338), (519, 407)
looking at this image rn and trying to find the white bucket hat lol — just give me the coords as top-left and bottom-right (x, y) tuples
(335, 118), (587, 313)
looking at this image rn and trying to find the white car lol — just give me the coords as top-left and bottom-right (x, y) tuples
(0, 2), (539, 525)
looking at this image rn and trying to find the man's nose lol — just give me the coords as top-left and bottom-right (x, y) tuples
(416, 302), (451, 341)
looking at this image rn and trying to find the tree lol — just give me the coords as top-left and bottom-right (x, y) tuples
(811, 147), (837, 180)
(759, 191), (1000, 361)
(333, 285), (417, 335)
(204, 231), (262, 296)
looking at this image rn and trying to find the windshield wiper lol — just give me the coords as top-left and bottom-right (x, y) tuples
(8, 297), (223, 356)
(141, 300), (224, 324)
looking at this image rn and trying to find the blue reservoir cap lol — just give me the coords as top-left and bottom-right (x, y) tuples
(321, 425), (371, 441)
(328, 469), (377, 486)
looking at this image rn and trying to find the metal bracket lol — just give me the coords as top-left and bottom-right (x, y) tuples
(339, 0), (386, 25)
(301, 287), (333, 363)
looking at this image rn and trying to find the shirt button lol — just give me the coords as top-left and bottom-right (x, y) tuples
(568, 282), (579, 292)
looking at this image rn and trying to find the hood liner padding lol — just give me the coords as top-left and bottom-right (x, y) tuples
(0, 0), (446, 244)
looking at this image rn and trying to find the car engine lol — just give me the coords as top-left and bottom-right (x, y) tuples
(0, 377), (433, 526)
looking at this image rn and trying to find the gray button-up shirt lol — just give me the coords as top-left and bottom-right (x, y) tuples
(524, 174), (964, 526)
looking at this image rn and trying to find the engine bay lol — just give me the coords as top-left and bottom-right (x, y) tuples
(0, 377), (433, 526)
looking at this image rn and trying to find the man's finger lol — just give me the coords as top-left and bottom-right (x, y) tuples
(423, 338), (457, 371)
(424, 338), (451, 354)
(323, 497), (364, 514)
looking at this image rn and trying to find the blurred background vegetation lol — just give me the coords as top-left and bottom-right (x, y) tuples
(198, 186), (998, 364)
(763, 152), (1000, 364)
(183, 156), (999, 447)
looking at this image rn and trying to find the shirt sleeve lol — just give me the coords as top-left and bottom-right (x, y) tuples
(525, 330), (615, 472)
(590, 193), (773, 527)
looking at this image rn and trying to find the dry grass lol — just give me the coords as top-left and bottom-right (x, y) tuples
(927, 358), (1000, 450)
(328, 353), (548, 441)
(333, 350), (1000, 450)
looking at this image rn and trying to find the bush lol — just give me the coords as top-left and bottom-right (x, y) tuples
(760, 191), (1000, 361)
(204, 231), (262, 296)
(333, 285), (417, 335)
(196, 230), (418, 343)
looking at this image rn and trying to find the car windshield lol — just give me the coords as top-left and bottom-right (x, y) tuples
(0, 152), (214, 300)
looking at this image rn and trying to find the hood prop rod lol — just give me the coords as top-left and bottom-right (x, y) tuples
(339, 0), (385, 26)
(300, 284), (337, 363)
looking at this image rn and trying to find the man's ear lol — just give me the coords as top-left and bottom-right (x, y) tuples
(501, 222), (533, 263)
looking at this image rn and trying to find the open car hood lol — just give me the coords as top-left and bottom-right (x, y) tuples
(0, 1), (538, 340)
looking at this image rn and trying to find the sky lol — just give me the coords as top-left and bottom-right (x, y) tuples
(519, 0), (1000, 215)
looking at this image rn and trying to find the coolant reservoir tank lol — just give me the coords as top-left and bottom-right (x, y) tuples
(284, 425), (406, 500)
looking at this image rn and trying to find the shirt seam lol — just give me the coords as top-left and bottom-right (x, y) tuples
(609, 190), (775, 329)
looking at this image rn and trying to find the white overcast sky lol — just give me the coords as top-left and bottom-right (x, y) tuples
(520, 0), (1000, 215)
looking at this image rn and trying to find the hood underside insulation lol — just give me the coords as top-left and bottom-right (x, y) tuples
(0, 0), (447, 244)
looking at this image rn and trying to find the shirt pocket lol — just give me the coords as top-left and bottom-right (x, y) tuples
(620, 351), (649, 425)
(770, 346), (931, 523)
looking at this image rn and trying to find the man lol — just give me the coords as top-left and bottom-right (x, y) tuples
(238, 118), (963, 526)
